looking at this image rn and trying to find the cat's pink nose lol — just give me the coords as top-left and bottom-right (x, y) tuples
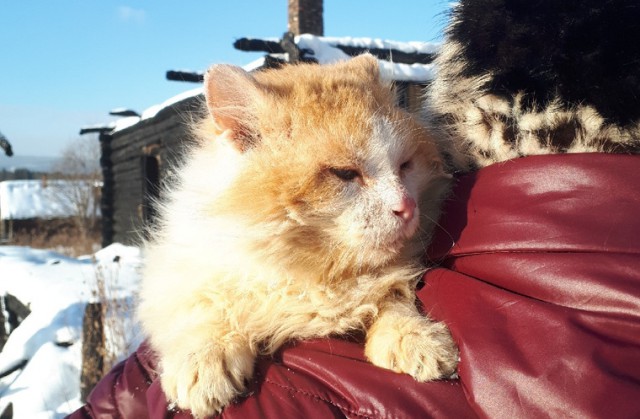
(392, 195), (416, 222)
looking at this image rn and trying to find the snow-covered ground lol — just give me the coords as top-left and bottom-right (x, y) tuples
(0, 243), (143, 418)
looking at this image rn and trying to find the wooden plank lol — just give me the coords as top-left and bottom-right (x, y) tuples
(166, 70), (204, 83)
(233, 37), (284, 53)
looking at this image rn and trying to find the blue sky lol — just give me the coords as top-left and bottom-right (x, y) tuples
(1, 1), (451, 158)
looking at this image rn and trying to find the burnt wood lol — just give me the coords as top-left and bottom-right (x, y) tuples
(334, 45), (435, 65)
(233, 38), (284, 54)
(80, 302), (105, 402)
(233, 37), (435, 65)
(166, 70), (204, 83)
(0, 134), (13, 157)
(288, 0), (324, 36)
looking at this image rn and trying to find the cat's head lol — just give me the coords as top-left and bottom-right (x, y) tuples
(197, 55), (448, 275)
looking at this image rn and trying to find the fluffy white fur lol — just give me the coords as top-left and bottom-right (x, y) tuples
(138, 55), (457, 417)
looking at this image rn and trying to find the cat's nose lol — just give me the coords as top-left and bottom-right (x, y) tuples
(392, 195), (416, 222)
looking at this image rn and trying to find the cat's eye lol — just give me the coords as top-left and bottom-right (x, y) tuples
(400, 160), (413, 171)
(329, 167), (361, 182)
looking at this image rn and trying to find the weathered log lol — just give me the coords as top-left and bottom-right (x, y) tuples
(80, 302), (105, 402)
(233, 38), (284, 53)
(166, 70), (204, 83)
(288, 0), (324, 36)
(281, 31), (300, 63)
(98, 132), (115, 247)
(334, 45), (435, 65)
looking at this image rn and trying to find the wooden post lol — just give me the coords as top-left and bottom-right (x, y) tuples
(281, 31), (301, 63)
(0, 296), (6, 352)
(98, 131), (114, 248)
(288, 0), (323, 36)
(80, 127), (115, 248)
(80, 302), (105, 401)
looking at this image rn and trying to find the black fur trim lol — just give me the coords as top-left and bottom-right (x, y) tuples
(449, 0), (640, 126)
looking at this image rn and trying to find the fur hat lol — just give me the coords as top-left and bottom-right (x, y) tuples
(426, 0), (640, 170)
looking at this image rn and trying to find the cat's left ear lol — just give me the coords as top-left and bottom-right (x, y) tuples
(347, 53), (381, 81)
(204, 65), (262, 152)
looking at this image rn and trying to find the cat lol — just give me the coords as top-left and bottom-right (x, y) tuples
(425, 0), (640, 171)
(137, 54), (458, 417)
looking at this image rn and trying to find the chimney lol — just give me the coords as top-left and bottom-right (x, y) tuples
(288, 0), (324, 36)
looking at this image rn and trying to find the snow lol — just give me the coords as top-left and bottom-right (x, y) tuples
(111, 116), (140, 132)
(140, 86), (204, 121)
(0, 180), (99, 221)
(296, 34), (438, 82)
(302, 35), (440, 55)
(0, 243), (143, 418)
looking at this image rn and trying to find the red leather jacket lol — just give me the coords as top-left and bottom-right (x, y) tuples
(69, 153), (640, 418)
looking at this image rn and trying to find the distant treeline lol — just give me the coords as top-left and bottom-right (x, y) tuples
(0, 168), (49, 182)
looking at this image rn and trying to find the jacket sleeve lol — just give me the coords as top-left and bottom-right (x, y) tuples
(67, 343), (157, 419)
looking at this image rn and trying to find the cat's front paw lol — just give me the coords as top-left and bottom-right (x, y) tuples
(160, 340), (255, 418)
(365, 315), (458, 381)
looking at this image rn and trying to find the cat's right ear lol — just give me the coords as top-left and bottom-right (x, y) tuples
(204, 65), (262, 152)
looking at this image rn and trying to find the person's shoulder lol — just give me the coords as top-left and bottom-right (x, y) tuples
(219, 338), (471, 419)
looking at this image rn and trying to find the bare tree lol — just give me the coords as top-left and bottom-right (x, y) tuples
(51, 138), (102, 240)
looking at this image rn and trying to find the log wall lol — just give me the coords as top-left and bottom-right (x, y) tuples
(108, 96), (201, 245)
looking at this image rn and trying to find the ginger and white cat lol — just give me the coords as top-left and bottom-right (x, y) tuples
(138, 54), (457, 417)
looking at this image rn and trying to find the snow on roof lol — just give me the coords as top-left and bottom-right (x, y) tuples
(306, 34), (439, 55)
(0, 179), (98, 220)
(297, 34), (438, 81)
(296, 35), (437, 82)
(140, 86), (204, 120)
(112, 35), (438, 134)
(112, 115), (141, 132)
